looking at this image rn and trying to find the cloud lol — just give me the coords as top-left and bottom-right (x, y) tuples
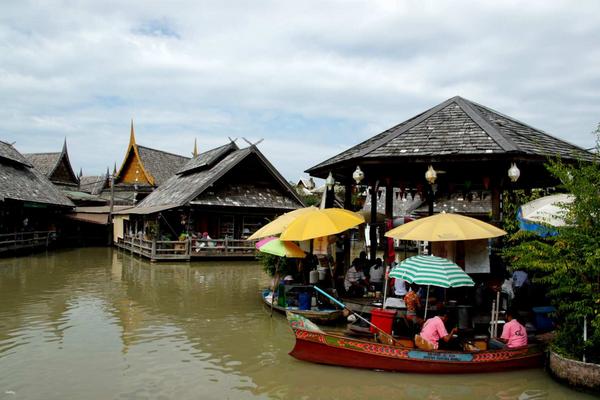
(1, 0), (599, 180)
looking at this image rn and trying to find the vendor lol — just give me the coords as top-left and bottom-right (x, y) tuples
(344, 258), (368, 297)
(489, 309), (528, 349)
(418, 309), (457, 350)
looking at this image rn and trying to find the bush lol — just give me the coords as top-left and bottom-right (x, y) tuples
(502, 124), (600, 363)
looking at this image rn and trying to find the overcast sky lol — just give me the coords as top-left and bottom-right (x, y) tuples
(1, 0), (599, 180)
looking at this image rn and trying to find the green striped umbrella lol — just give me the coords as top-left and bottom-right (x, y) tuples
(389, 255), (474, 288)
(389, 255), (474, 319)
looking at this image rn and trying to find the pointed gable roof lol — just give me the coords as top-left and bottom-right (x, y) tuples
(114, 121), (189, 186)
(307, 96), (593, 176)
(0, 140), (73, 207)
(25, 139), (78, 185)
(136, 144), (304, 210)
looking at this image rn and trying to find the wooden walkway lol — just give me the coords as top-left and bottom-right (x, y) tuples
(115, 236), (257, 262)
(0, 231), (56, 254)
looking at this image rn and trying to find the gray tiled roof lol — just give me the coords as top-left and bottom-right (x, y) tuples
(0, 141), (73, 207)
(137, 145), (304, 210)
(0, 140), (32, 167)
(307, 96), (594, 173)
(24, 152), (61, 176)
(177, 142), (238, 174)
(191, 184), (300, 210)
(138, 148), (252, 207)
(136, 145), (189, 186)
(79, 175), (108, 195)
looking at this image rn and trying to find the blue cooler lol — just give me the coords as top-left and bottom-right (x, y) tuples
(298, 292), (311, 310)
(532, 306), (556, 332)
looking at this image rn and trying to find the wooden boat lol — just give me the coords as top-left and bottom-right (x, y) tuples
(261, 290), (344, 324)
(287, 312), (545, 374)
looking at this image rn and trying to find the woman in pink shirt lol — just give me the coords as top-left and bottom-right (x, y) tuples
(500, 311), (528, 348)
(419, 309), (457, 350)
(490, 310), (528, 349)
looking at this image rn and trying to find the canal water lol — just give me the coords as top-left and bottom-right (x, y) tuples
(0, 248), (593, 400)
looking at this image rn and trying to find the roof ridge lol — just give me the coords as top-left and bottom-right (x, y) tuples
(136, 144), (190, 159)
(454, 97), (518, 152)
(465, 98), (594, 155)
(24, 151), (61, 156)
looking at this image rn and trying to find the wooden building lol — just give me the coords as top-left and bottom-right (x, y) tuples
(114, 141), (304, 260)
(0, 140), (73, 254)
(25, 139), (107, 207)
(107, 122), (189, 205)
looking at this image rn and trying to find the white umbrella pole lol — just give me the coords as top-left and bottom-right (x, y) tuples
(583, 316), (587, 363)
(424, 285), (430, 320)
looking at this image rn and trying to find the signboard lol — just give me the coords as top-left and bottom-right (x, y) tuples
(465, 239), (490, 273)
(408, 350), (473, 362)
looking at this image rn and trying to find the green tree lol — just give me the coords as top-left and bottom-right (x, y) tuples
(502, 124), (600, 363)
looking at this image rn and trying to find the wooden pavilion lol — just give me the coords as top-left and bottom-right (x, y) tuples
(114, 141), (304, 261)
(0, 140), (74, 254)
(306, 95), (594, 265)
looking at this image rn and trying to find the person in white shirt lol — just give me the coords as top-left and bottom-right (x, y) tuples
(394, 277), (407, 297)
(344, 258), (368, 297)
(369, 258), (384, 291)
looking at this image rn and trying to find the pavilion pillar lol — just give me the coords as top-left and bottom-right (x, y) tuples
(369, 182), (378, 261)
(343, 183), (353, 270)
(491, 186), (501, 225)
(383, 183), (393, 264)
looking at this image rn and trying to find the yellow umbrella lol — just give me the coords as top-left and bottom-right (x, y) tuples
(384, 212), (506, 241)
(279, 208), (365, 241)
(247, 206), (318, 240)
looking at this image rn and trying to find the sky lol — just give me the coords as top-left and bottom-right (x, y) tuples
(1, 0), (599, 181)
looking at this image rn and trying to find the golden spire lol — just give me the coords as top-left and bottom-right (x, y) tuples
(129, 119), (136, 147)
(192, 138), (198, 157)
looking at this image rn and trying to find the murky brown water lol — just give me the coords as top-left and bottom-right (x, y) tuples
(0, 248), (593, 399)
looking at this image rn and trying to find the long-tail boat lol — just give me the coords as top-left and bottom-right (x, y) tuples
(287, 312), (545, 374)
(261, 290), (344, 324)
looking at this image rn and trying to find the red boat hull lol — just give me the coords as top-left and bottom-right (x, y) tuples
(289, 329), (544, 374)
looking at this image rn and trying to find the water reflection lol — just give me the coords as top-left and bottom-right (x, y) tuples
(0, 248), (593, 399)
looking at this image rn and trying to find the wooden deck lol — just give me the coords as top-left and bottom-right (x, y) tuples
(115, 236), (257, 261)
(0, 231), (56, 254)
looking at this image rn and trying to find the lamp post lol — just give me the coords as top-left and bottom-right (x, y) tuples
(425, 165), (437, 255)
(425, 165), (437, 216)
(108, 172), (115, 245)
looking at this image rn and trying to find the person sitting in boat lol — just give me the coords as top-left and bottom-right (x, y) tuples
(344, 258), (368, 297)
(404, 283), (422, 323)
(418, 309), (458, 350)
(369, 258), (384, 292)
(489, 309), (528, 349)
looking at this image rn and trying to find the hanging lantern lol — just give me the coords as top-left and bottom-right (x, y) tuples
(425, 165), (437, 184)
(352, 166), (364, 184)
(508, 163), (520, 183)
(326, 172), (335, 190)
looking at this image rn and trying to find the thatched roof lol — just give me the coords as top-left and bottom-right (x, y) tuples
(24, 139), (79, 186)
(0, 140), (73, 207)
(307, 96), (594, 177)
(137, 143), (304, 211)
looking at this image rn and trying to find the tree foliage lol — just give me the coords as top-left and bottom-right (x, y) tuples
(502, 124), (600, 363)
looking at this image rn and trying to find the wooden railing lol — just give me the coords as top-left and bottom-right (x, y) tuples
(0, 231), (56, 253)
(116, 235), (257, 261)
